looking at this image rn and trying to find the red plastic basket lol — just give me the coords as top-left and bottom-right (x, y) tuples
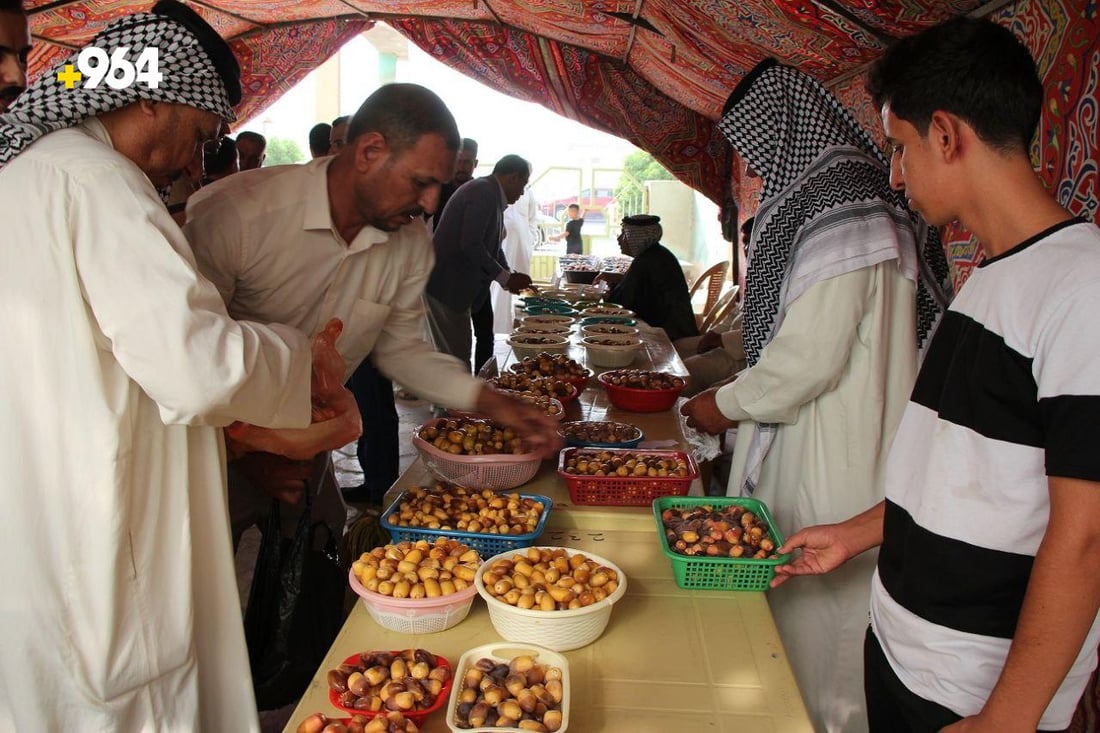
(328, 651), (453, 724)
(597, 371), (685, 412)
(557, 447), (698, 506)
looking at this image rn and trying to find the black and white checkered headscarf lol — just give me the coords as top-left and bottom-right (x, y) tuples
(719, 59), (952, 495)
(0, 0), (238, 171)
(620, 214), (663, 256)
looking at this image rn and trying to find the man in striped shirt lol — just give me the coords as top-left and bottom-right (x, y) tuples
(773, 17), (1100, 733)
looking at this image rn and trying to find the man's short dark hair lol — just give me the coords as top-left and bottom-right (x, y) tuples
(331, 115), (349, 129)
(204, 136), (237, 176)
(346, 84), (460, 156)
(867, 17), (1042, 153)
(460, 138), (478, 156)
(492, 154), (530, 177)
(0, 0), (26, 13)
(309, 122), (331, 155)
(236, 130), (266, 149)
(567, 203), (580, 212)
(741, 217), (755, 241)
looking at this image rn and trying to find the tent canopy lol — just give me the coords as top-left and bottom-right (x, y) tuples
(23, 0), (1003, 204)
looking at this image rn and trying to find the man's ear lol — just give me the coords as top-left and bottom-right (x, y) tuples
(928, 110), (965, 163)
(136, 99), (159, 117)
(353, 131), (388, 172)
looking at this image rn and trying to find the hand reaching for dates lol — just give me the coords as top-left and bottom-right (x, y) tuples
(225, 318), (363, 461)
(474, 385), (564, 459)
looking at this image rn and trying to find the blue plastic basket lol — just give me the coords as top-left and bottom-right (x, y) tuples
(380, 490), (553, 558)
(558, 421), (644, 449)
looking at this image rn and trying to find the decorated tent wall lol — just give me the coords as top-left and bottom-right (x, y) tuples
(20, 0), (1099, 283)
(389, 18), (732, 211)
(24, 0), (998, 208)
(827, 0), (1100, 290)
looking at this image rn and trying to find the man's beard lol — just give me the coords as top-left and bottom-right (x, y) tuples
(0, 85), (25, 113)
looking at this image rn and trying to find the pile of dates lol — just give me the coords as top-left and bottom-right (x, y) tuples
(489, 373), (577, 401)
(326, 649), (451, 717)
(453, 654), (564, 731)
(352, 538), (480, 599)
(510, 334), (566, 345)
(661, 504), (780, 559)
(515, 391), (564, 419)
(297, 711), (419, 733)
(562, 449), (690, 478)
(558, 421), (640, 445)
(510, 353), (590, 382)
(480, 546), (620, 611)
(386, 484), (546, 536)
(601, 369), (685, 390)
(584, 336), (639, 345)
(418, 418), (528, 456)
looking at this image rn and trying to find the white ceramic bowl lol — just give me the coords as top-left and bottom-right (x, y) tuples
(474, 547), (627, 651)
(513, 324), (573, 337)
(508, 334), (570, 360)
(582, 334), (642, 368)
(580, 323), (640, 339)
(580, 305), (636, 318)
(521, 314), (576, 328)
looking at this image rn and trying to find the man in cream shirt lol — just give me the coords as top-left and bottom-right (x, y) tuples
(185, 83), (560, 544)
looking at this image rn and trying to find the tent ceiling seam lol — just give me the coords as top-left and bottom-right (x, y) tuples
(622, 0), (645, 64)
(807, 0), (895, 46)
(478, 0), (506, 27)
(230, 14), (363, 42)
(969, 0), (1017, 19)
(31, 34), (77, 49)
(185, 0), (264, 31)
(26, 0), (80, 16)
(335, 0), (372, 19)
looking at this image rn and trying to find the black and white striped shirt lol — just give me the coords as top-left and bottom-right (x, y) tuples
(870, 220), (1100, 729)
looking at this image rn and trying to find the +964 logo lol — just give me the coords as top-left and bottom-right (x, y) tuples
(57, 46), (163, 90)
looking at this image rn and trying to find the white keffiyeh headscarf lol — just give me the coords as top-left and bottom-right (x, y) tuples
(0, 0), (239, 171)
(719, 59), (953, 496)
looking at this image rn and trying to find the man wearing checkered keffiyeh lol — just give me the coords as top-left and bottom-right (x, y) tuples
(681, 58), (952, 733)
(0, 3), (333, 730)
(603, 214), (700, 342)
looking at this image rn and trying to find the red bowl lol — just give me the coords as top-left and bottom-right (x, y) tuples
(597, 371), (685, 412)
(328, 651), (453, 725)
(554, 380), (581, 404)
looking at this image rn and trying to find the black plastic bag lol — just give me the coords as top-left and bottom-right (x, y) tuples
(243, 492), (344, 710)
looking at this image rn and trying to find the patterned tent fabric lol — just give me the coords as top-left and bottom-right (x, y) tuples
(390, 17), (730, 209)
(812, 0), (1100, 291)
(18, 0), (1099, 266)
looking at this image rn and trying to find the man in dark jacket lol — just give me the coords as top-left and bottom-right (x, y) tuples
(602, 214), (699, 342)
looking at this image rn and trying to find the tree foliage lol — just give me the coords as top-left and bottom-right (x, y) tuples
(265, 136), (305, 166)
(614, 150), (673, 218)
(623, 150), (674, 182)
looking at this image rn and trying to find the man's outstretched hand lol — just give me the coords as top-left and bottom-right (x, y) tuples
(474, 385), (564, 459)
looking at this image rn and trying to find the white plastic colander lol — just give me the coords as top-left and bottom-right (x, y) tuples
(474, 548), (628, 651)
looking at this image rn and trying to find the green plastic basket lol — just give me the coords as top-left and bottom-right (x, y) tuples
(652, 496), (790, 592)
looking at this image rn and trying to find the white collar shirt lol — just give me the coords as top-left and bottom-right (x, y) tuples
(185, 157), (482, 410)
